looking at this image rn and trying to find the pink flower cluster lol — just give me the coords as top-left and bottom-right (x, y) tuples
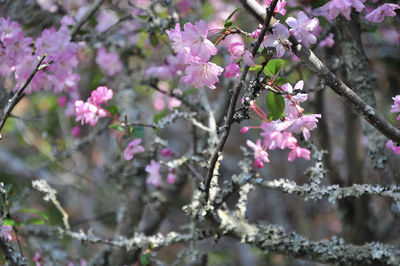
(365, 3), (400, 23)
(243, 80), (321, 168)
(145, 148), (176, 187)
(95, 47), (123, 76)
(286, 11), (319, 48)
(166, 20), (223, 89)
(317, 0), (366, 20)
(75, 86), (113, 127)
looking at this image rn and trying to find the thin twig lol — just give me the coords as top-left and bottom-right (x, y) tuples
(0, 55), (47, 140)
(70, 0), (107, 40)
(203, 0), (280, 198)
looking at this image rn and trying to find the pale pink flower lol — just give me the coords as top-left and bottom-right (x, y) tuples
(281, 80), (307, 118)
(286, 11), (319, 47)
(287, 114), (322, 140)
(365, 3), (400, 23)
(96, 10), (119, 32)
(262, 23), (291, 58)
(166, 23), (184, 54)
(228, 42), (245, 59)
(391, 95), (400, 120)
(386, 140), (400, 155)
(124, 138), (145, 160)
(243, 50), (255, 66)
(145, 160), (162, 187)
(167, 169), (176, 184)
(319, 33), (335, 48)
(181, 20), (217, 61)
(247, 139), (270, 168)
(288, 145), (311, 161)
(181, 61), (223, 89)
(0, 225), (13, 242)
(95, 47), (123, 76)
(89, 86), (114, 106)
(74, 100), (108, 127)
(317, 0), (366, 20)
(224, 61), (240, 78)
(266, 0), (287, 15)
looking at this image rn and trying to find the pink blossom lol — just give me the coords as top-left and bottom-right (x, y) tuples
(288, 145), (311, 161)
(181, 61), (223, 89)
(319, 33), (335, 48)
(89, 86), (114, 106)
(75, 100), (108, 127)
(243, 50), (255, 66)
(181, 20), (217, 61)
(71, 126), (82, 138)
(96, 47), (123, 76)
(286, 11), (319, 47)
(228, 42), (245, 60)
(266, 0), (287, 15)
(246, 139), (270, 168)
(386, 140), (400, 155)
(145, 160), (162, 187)
(391, 95), (400, 120)
(0, 225), (13, 241)
(32, 251), (43, 266)
(166, 23), (184, 54)
(161, 148), (173, 157)
(262, 23), (291, 58)
(58, 96), (68, 107)
(167, 169), (176, 184)
(224, 61), (240, 78)
(124, 138), (145, 160)
(317, 0), (366, 20)
(96, 10), (119, 32)
(240, 127), (249, 134)
(287, 114), (322, 140)
(365, 3), (400, 23)
(281, 80), (307, 118)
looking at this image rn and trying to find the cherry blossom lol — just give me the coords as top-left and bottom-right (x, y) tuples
(224, 61), (240, 78)
(161, 148), (173, 157)
(167, 169), (176, 184)
(365, 3), (400, 23)
(286, 11), (319, 47)
(0, 225), (13, 241)
(266, 0), (287, 15)
(124, 138), (145, 160)
(181, 61), (223, 89)
(288, 145), (311, 161)
(391, 95), (400, 120)
(319, 33), (335, 48)
(75, 100), (108, 127)
(145, 160), (162, 187)
(243, 50), (255, 66)
(95, 47), (123, 76)
(317, 0), (366, 20)
(386, 140), (400, 155)
(89, 86), (114, 106)
(261, 23), (291, 58)
(246, 139), (270, 168)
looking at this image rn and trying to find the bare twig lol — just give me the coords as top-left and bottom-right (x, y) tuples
(70, 0), (107, 40)
(0, 54), (47, 140)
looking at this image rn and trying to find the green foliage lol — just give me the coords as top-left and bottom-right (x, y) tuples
(153, 110), (169, 124)
(130, 126), (144, 139)
(109, 123), (125, 133)
(184, 88), (199, 96)
(266, 92), (285, 120)
(107, 105), (119, 116)
(264, 59), (285, 77)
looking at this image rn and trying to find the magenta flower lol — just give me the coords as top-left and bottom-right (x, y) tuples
(246, 139), (270, 168)
(181, 20), (217, 61)
(224, 61), (240, 78)
(318, 0), (366, 20)
(286, 11), (319, 47)
(386, 140), (400, 155)
(181, 61), (223, 89)
(71, 126), (82, 138)
(167, 169), (176, 184)
(365, 3), (400, 23)
(145, 160), (162, 187)
(288, 145), (311, 161)
(32, 251), (43, 266)
(89, 86), (114, 106)
(266, 0), (287, 15)
(161, 148), (173, 157)
(96, 47), (123, 76)
(262, 23), (291, 58)
(124, 138), (145, 160)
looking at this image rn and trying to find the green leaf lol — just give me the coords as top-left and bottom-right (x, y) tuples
(264, 59), (285, 77)
(153, 110), (169, 124)
(18, 208), (49, 221)
(2, 219), (15, 226)
(266, 92), (285, 121)
(4, 184), (13, 194)
(249, 65), (262, 72)
(18, 218), (44, 227)
(140, 253), (151, 266)
(130, 126), (145, 139)
(184, 88), (198, 96)
(107, 105), (119, 116)
(149, 32), (159, 47)
(225, 8), (241, 24)
(109, 124), (125, 133)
